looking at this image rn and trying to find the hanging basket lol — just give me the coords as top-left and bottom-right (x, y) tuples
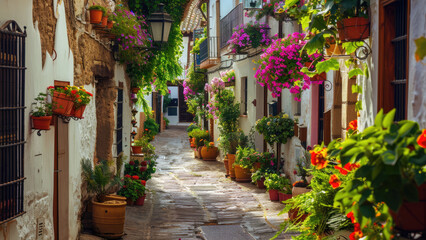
(31, 116), (52, 130)
(52, 92), (74, 116)
(337, 17), (370, 42)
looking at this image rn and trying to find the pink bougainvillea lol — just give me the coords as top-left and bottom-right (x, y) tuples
(227, 22), (271, 54)
(254, 32), (323, 101)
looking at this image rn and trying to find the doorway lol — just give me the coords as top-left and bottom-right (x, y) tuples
(53, 81), (70, 239)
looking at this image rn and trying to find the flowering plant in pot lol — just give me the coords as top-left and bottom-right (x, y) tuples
(117, 175), (146, 205)
(31, 92), (53, 130)
(255, 32), (323, 100)
(88, 5), (107, 24)
(264, 173), (288, 201)
(252, 168), (275, 189)
(143, 117), (159, 142)
(69, 86), (93, 119)
(234, 146), (256, 182)
(124, 156), (157, 181)
(48, 86), (75, 116)
(293, 150), (312, 183)
(201, 141), (219, 161)
(255, 112), (294, 146)
(220, 69), (235, 86)
(227, 22), (271, 54)
(333, 109), (426, 236)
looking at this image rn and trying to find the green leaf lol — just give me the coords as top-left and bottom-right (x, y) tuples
(309, 14), (328, 32)
(397, 121), (417, 138)
(304, 32), (326, 55)
(348, 68), (364, 79)
(355, 165), (373, 178)
(360, 203), (375, 218)
(414, 171), (426, 186)
(359, 189), (372, 204)
(410, 154), (426, 166)
(316, 58), (340, 74)
(284, 0), (299, 9)
(415, 36), (426, 61)
(381, 150), (397, 165)
(348, 179), (364, 191)
(382, 109), (396, 129)
(342, 41), (363, 54)
(355, 100), (363, 111)
(374, 109), (384, 128)
(351, 84), (363, 94)
(300, 16), (310, 31)
(363, 63), (369, 78)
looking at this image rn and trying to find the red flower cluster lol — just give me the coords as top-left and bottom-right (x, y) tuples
(129, 161), (135, 165)
(417, 129), (426, 148)
(347, 120), (358, 131)
(124, 174), (131, 178)
(310, 148), (328, 169)
(141, 180), (146, 186)
(329, 174), (341, 189)
(132, 175), (139, 180)
(347, 212), (363, 240)
(334, 163), (360, 175)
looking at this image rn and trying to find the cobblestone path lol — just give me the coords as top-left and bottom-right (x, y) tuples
(121, 126), (296, 240)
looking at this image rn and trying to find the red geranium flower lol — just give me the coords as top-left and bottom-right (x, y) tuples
(132, 175), (139, 180)
(349, 223), (363, 240)
(47, 86), (54, 89)
(329, 174), (341, 189)
(129, 161), (135, 165)
(293, 170), (297, 175)
(310, 148), (328, 169)
(124, 174), (131, 178)
(417, 129), (426, 148)
(141, 180), (146, 186)
(71, 90), (77, 94)
(346, 211), (355, 223)
(347, 120), (358, 131)
(123, 185), (127, 188)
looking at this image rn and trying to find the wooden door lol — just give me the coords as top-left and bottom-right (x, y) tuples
(178, 85), (193, 122)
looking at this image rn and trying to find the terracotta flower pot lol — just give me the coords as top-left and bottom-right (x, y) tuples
(312, 72), (327, 82)
(337, 17), (370, 42)
(234, 165), (251, 182)
(31, 116), (52, 130)
(326, 43), (345, 56)
(269, 189), (279, 201)
(104, 194), (126, 202)
(92, 200), (126, 238)
(279, 192), (292, 203)
(289, 207), (308, 223)
(201, 146), (218, 161)
(294, 123), (299, 137)
(89, 9), (103, 24)
(101, 16), (108, 27)
(227, 154), (236, 179)
(135, 195), (146, 206)
(71, 105), (86, 119)
(52, 92), (74, 116)
(198, 147), (203, 159)
(107, 20), (113, 29)
(224, 157), (230, 176)
(292, 186), (311, 197)
(392, 184), (426, 231)
(256, 178), (265, 189)
(131, 146), (142, 154)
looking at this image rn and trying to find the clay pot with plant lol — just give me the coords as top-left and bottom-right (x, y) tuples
(88, 5), (107, 24)
(117, 175), (146, 206)
(201, 141), (219, 161)
(31, 92), (53, 130)
(81, 159), (126, 239)
(233, 146), (256, 182)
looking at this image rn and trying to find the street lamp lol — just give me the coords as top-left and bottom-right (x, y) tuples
(147, 3), (173, 46)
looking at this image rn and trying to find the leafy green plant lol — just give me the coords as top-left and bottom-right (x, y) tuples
(234, 146), (256, 169)
(132, 137), (155, 155)
(117, 175), (146, 201)
(88, 5), (107, 15)
(163, 117), (170, 128)
(31, 92), (53, 117)
(294, 150), (312, 184)
(252, 168), (275, 183)
(186, 123), (200, 136)
(81, 159), (119, 202)
(143, 117), (159, 141)
(264, 173), (290, 191)
(255, 113), (295, 145)
(124, 156), (157, 181)
(163, 92), (172, 113)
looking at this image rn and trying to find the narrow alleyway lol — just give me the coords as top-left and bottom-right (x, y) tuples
(122, 126), (296, 240)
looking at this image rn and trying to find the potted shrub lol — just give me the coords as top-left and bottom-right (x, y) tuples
(234, 146), (256, 182)
(81, 159), (125, 238)
(124, 156), (158, 182)
(255, 112), (295, 147)
(191, 128), (210, 159)
(117, 175), (146, 206)
(201, 141), (219, 161)
(334, 110), (426, 235)
(131, 138), (144, 154)
(143, 117), (159, 142)
(31, 92), (53, 130)
(336, 0), (370, 42)
(252, 169), (266, 189)
(278, 178), (293, 203)
(264, 173), (287, 202)
(88, 5), (107, 24)
(69, 86), (92, 119)
(225, 131), (240, 179)
(187, 123), (200, 144)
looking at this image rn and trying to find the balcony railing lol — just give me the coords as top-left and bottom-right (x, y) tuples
(220, 3), (244, 49)
(199, 37), (220, 69)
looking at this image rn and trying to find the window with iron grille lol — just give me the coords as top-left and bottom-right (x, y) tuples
(379, 0), (409, 121)
(0, 20), (26, 224)
(116, 88), (123, 156)
(241, 77), (248, 115)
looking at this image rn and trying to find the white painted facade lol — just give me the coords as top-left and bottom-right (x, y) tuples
(0, 0), (132, 239)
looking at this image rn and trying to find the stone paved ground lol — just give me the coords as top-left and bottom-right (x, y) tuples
(122, 126), (297, 240)
(81, 126), (297, 240)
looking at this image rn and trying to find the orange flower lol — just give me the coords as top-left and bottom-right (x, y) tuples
(349, 224), (363, 240)
(417, 129), (426, 148)
(346, 211), (355, 223)
(329, 174), (341, 189)
(347, 119), (357, 131)
(310, 148), (328, 169)
(334, 163), (358, 175)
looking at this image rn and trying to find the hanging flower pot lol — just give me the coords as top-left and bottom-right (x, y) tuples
(71, 105), (86, 119)
(89, 9), (103, 24)
(31, 116), (53, 130)
(131, 146), (142, 154)
(52, 92), (74, 116)
(234, 165), (251, 182)
(107, 20), (113, 29)
(337, 17), (370, 42)
(100, 16), (108, 27)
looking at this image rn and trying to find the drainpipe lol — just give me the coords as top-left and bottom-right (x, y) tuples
(216, 0), (220, 58)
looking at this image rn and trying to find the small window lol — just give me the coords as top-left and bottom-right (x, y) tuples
(241, 77), (248, 115)
(0, 20), (26, 224)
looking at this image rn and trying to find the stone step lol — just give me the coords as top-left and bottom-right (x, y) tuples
(200, 225), (255, 240)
